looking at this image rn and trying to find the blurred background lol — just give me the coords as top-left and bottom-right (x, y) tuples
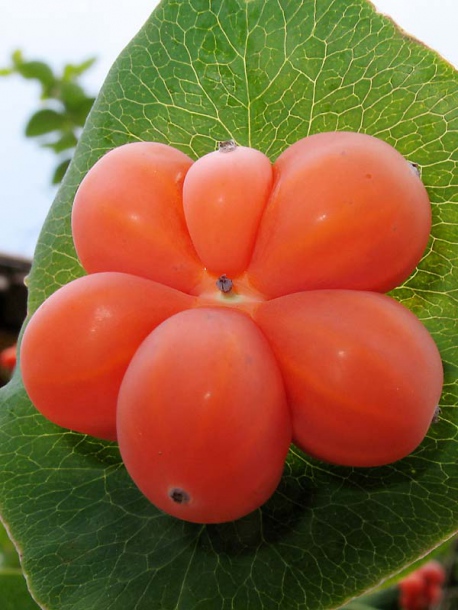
(0, 1), (457, 608)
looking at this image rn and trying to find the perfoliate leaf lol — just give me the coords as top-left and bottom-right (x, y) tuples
(1, 1), (457, 609)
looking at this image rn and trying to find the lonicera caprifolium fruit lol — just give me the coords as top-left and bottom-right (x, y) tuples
(21, 131), (443, 524)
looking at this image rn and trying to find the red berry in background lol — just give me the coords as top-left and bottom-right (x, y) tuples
(418, 560), (446, 587)
(399, 572), (425, 610)
(0, 344), (17, 372)
(425, 584), (443, 607)
(398, 560), (446, 610)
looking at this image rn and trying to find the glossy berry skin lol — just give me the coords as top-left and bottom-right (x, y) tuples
(117, 308), (291, 524)
(21, 273), (195, 440)
(247, 131), (432, 298)
(255, 290), (443, 467)
(71, 142), (204, 293)
(20, 133), (444, 523)
(183, 141), (273, 277)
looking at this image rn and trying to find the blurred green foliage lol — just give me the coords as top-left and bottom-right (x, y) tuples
(0, 519), (20, 571)
(0, 520), (40, 609)
(0, 50), (96, 184)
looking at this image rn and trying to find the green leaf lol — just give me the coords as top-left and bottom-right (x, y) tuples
(25, 109), (68, 137)
(51, 158), (71, 184)
(15, 60), (55, 88)
(340, 601), (380, 610)
(43, 131), (78, 154)
(59, 82), (89, 110)
(63, 57), (97, 81)
(11, 49), (23, 66)
(1, 0), (458, 609)
(339, 604), (379, 610)
(68, 96), (95, 127)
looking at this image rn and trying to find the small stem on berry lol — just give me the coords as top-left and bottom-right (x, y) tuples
(218, 140), (238, 153)
(431, 405), (441, 424)
(216, 274), (233, 293)
(409, 161), (421, 178)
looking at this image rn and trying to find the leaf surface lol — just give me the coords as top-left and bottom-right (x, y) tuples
(1, 1), (457, 608)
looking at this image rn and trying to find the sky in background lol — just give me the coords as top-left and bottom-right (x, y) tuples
(0, 0), (457, 259)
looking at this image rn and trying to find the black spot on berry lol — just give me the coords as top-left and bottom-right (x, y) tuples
(409, 162), (421, 178)
(169, 488), (190, 504)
